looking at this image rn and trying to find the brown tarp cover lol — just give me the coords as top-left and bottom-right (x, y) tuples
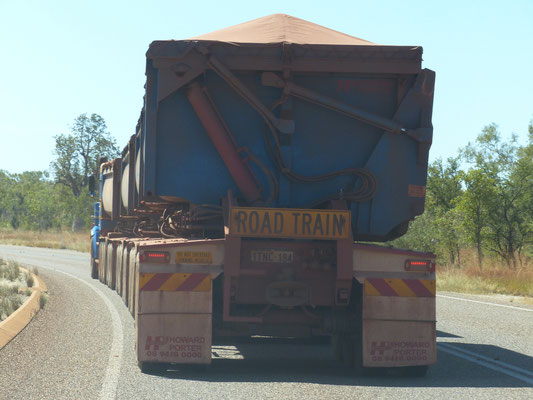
(189, 13), (378, 46)
(147, 13), (421, 90)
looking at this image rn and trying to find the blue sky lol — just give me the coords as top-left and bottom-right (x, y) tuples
(1, 0), (532, 173)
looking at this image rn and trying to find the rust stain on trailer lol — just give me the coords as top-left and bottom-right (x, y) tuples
(408, 185), (426, 198)
(139, 273), (211, 292)
(365, 278), (435, 297)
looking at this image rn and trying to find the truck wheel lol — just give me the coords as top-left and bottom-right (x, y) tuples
(401, 365), (429, 377)
(337, 332), (366, 374)
(139, 361), (163, 374)
(351, 333), (364, 375)
(332, 334), (343, 361)
(340, 334), (354, 368)
(90, 242), (98, 279)
(90, 256), (98, 279)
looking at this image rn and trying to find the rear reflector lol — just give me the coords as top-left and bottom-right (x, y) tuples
(140, 251), (170, 263)
(405, 259), (434, 272)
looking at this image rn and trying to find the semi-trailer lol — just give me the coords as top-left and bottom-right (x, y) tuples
(90, 14), (436, 375)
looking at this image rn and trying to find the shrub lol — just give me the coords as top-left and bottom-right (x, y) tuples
(25, 271), (34, 288)
(39, 292), (48, 309)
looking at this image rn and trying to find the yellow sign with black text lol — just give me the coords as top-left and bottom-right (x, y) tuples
(175, 251), (212, 264)
(230, 207), (351, 240)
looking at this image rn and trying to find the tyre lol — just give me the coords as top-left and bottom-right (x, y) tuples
(90, 239), (98, 279)
(139, 361), (164, 374)
(400, 365), (429, 377)
(340, 334), (355, 368)
(332, 334), (343, 361)
(340, 333), (365, 374)
(351, 332), (364, 375)
(336, 281), (366, 374)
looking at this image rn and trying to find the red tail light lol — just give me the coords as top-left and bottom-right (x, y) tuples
(140, 251), (170, 263)
(405, 259), (434, 272)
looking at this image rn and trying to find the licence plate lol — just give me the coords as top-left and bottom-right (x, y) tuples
(230, 207), (351, 240)
(250, 250), (294, 264)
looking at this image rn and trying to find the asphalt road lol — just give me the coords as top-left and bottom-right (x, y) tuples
(0, 245), (532, 399)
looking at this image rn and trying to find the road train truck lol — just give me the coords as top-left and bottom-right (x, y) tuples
(90, 14), (436, 375)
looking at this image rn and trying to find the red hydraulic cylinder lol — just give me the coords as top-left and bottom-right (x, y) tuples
(186, 82), (261, 204)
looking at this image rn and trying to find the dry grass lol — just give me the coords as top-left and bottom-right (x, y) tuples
(0, 229), (90, 253)
(437, 250), (533, 298)
(0, 259), (29, 321)
(39, 292), (49, 309)
(0, 260), (46, 321)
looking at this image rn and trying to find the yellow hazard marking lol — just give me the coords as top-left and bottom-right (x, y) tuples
(387, 279), (416, 297)
(364, 281), (381, 296)
(139, 273), (156, 289)
(139, 273), (211, 292)
(364, 278), (436, 297)
(159, 274), (190, 291)
(194, 275), (211, 291)
(420, 279), (436, 295)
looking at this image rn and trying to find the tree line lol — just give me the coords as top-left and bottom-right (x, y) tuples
(0, 114), (118, 232)
(393, 121), (533, 269)
(0, 114), (531, 269)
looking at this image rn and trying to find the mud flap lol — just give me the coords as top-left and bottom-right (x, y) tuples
(362, 320), (436, 367)
(136, 274), (213, 367)
(138, 313), (212, 365)
(362, 279), (436, 368)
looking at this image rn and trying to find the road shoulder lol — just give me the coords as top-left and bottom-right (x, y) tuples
(0, 268), (47, 349)
(438, 291), (533, 310)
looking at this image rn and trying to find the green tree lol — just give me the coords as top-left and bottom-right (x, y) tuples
(456, 168), (493, 269)
(391, 119), (533, 269)
(426, 157), (464, 265)
(427, 157), (462, 212)
(506, 120), (533, 264)
(392, 211), (437, 253)
(50, 113), (119, 229)
(461, 124), (532, 268)
(0, 170), (20, 228)
(0, 171), (62, 230)
(51, 113), (118, 197)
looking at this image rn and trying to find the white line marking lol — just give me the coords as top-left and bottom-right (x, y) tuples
(437, 294), (533, 312)
(438, 343), (533, 385)
(439, 342), (533, 378)
(19, 262), (123, 400)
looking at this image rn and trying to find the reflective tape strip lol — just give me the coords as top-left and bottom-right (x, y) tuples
(365, 278), (435, 297)
(139, 273), (211, 292)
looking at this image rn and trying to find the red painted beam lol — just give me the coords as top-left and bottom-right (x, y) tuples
(186, 82), (261, 204)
